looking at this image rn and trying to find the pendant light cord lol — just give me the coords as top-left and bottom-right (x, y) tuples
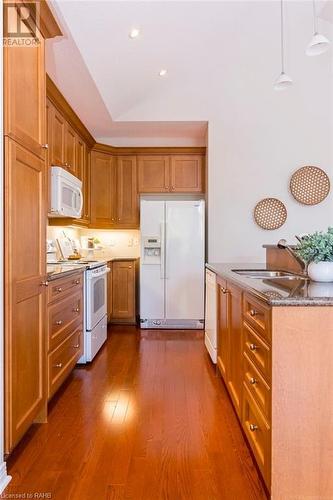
(280, 0), (285, 73)
(312, 0), (318, 34)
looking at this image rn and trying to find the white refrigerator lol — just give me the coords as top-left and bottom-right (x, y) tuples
(140, 198), (205, 329)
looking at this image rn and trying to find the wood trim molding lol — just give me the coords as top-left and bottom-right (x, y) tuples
(39, 0), (63, 39)
(46, 74), (96, 148)
(93, 143), (206, 156)
(47, 77), (207, 155)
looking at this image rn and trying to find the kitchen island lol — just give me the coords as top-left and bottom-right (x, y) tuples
(207, 263), (333, 499)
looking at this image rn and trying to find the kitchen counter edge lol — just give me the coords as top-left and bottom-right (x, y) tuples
(206, 263), (333, 307)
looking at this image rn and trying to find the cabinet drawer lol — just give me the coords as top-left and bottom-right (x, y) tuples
(48, 272), (83, 303)
(48, 291), (83, 351)
(243, 322), (271, 383)
(243, 293), (271, 343)
(243, 352), (271, 422)
(48, 327), (83, 399)
(242, 384), (271, 488)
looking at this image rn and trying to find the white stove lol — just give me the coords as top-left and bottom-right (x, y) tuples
(51, 259), (109, 364)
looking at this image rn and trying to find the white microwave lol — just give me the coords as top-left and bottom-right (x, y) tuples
(49, 166), (83, 218)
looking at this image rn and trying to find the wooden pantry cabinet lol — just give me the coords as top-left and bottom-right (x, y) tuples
(3, 1), (62, 454)
(4, 25), (47, 160)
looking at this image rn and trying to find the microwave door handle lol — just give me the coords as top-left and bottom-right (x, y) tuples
(72, 187), (83, 217)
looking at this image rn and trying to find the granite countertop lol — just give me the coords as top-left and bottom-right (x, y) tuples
(47, 263), (86, 281)
(206, 263), (333, 306)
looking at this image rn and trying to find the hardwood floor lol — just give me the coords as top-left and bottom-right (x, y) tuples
(5, 326), (267, 500)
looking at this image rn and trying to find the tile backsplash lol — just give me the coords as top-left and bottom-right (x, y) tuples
(47, 226), (140, 260)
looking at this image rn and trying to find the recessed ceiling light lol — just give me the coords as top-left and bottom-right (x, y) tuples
(159, 69), (168, 77)
(129, 28), (140, 39)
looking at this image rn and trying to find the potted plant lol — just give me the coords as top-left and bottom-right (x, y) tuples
(295, 227), (333, 282)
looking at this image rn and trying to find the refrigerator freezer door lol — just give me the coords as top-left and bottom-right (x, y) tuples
(140, 200), (165, 320)
(165, 200), (205, 320)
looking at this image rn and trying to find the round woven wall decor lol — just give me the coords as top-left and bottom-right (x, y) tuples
(290, 166), (330, 205)
(254, 198), (287, 230)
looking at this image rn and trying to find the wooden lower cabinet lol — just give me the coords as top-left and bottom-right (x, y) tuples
(216, 276), (272, 491)
(4, 138), (48, 454)
(47, 271), (84, 400)
(227, 283), (243, 417)
(217, 278), (229, 381)
(108, 260), (138, 324)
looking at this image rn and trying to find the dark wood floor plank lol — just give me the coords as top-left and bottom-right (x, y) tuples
(5, 326), (267, 500)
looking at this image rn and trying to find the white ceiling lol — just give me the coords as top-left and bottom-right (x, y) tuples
(47, 0), (332, 146)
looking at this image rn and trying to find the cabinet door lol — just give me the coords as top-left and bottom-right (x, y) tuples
(5, 139), (47, 454)
(50, 104), (66, 166)
(138, 156), (170, 192)
(116, 156), (139, 227)
(170, 155), (204, 192)
(107, 262), (113, 322)
(4, 28), (46, 159)
(90, 151), (116, 227)
(227, 283), (243, 417)
(112, 261), (135, 322)
(64, 122), (77, 176)
(217, 279), (229, 382)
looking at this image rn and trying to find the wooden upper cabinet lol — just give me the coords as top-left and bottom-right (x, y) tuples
(49, 103), (66, 166)
(138, 156), (170, 193)
(170, 155), (204, 192)
(117, 156), (138, 227)
(227, 283), (243, 417)
(5, 138), (47, 454)
(64, 122), (77, 176)
(90, 151), (116, 227)
(4, 28), (46, 159)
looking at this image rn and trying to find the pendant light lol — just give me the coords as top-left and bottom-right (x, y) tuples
(306, 0), (330, 56)
(274, 0), (293, 91)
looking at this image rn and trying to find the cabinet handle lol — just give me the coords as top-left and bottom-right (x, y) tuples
(73, 307), (80, 313)
(40, 281), (49, 287)
(54, 363), (63, 368)
(221, 287), (229, 294)
(73, 344), (80, 349)
(250, 309), (258, 317)
(73, 280), (80, 285)
(249, 424), (258, 432)
(128, 266), (132, 269)
(249, 343), (257, 351)
(56, 287), (62, 293)
(56, 320), (63, 325)
(249, 377), (257, 385)
(42, 144), (49, 149)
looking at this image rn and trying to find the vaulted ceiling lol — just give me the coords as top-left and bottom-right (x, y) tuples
(47, 1), (332, 146)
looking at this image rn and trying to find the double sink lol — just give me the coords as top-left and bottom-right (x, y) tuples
(233, 269), (307, 280)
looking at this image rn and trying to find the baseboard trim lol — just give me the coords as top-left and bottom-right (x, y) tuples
(0, 461), (11, 493)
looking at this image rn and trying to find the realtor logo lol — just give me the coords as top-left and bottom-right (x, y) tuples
(3, 2), (40, 46)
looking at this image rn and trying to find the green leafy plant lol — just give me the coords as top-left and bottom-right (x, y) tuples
(295, 227), (333, 264)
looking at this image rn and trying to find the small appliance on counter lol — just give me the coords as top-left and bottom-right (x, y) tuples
(49, 166), (83, 218)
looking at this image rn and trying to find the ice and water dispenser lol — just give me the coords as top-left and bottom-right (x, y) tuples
(143, 237), (161, 265)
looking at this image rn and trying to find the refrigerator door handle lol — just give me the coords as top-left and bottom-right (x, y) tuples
(164, 221), (168, 279)
(160, 222), (165, 279)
